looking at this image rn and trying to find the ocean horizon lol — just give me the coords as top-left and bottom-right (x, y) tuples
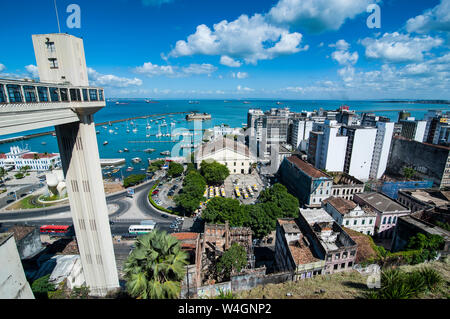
(1, 99), (448, 178)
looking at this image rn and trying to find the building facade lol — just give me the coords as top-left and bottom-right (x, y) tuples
(279, 155), (333, 207)
(322, 197), (377, 235)
(353, 192), (411, 239)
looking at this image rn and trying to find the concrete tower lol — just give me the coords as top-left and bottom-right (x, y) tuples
(33, 33), (119, 296)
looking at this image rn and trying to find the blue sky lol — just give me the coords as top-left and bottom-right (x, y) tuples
(0, 0), (449, 99)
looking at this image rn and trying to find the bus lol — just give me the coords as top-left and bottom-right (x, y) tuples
(128, 224), (154, 235)
(40, 225), (74, 237)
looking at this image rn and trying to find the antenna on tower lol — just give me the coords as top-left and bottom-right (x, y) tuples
(53, 0), (61, 33)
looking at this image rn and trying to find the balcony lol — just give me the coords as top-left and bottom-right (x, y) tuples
(0, 78), (106, 135)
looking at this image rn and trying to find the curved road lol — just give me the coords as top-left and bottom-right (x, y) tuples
(0, 179), (180, 235)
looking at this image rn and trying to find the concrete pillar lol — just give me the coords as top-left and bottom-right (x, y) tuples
(55, 114), (119, 296)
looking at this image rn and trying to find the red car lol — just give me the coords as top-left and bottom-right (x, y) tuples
(152, 189), (159, 195)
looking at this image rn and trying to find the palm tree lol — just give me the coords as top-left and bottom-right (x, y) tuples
(0, 167), (6, 187)
(123, 229), (189, 299)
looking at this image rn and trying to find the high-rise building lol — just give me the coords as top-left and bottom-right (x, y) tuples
(291, 119), (313, 151)
(399, 119), (427, 142)
(369, 122), (395, 179)
(341, 126), (377, 181)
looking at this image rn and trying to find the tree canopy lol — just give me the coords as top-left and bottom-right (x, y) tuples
(123, 230), (189, 299)
(174, 170), (206, 215)
(167, 162), (184, 177)
(200, 160), (230, 185)
(217, 243), (248, 281)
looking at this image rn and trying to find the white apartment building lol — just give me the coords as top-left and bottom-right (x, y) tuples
(322, 196), (377, 235)
(369, 122), (394, 179)
(212, 124), (243, 138)
(291, 119), (313, 151)
(341, 126), (377, 181)
(311, 120), (348, 172)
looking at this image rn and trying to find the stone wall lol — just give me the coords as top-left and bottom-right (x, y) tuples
(387, 137), (449, 187)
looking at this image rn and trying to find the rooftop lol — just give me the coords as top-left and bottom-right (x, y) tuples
(278, 219), (301, 234)
(197, 136), (254, 160)
(288, 240), (320, 266)
(0, 232), (13, 246)
(286, 155), (331, 179)
(400, 188), (450, 207)
(8, 226), (36, 242)
(355, 192), (409, 213)
(300, 208), (334, 225)
(323, 197), (357, 215)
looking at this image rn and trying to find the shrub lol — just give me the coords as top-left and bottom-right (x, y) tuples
(31, 274), (55, 299)
(417, 267), (443, 291)
(123, 174), (145, 188)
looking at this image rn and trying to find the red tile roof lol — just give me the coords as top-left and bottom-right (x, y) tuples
(21, 153), (58, 159)
(286, 156), (330, 179)
(172, 232), (199, 241)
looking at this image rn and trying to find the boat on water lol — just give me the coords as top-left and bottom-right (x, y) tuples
(132, 128), (138, 133)
(109, 129), (114, 133)
(160, 151), (170, 156)
(123, 148), (129, 152)
(116, 102), (129, 105)
(112, 168), (120, 173)
(96, 130), (100, 134)
(243, 101), (251, 104)
(118, 150), (123, 153)
(41, 142), (47, 145)
(126, 167), (134, 172)
(143, 148), (156, 153)
(188, 101), (200, 104)
(132, 157), (142, 163)
(103, 141), (108, 145)
(276, 101), (282, 105)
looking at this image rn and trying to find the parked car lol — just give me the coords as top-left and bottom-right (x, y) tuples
(161, 214), (169, 218)
(168, 190), (175, 196)
(152, 189), (159, 195)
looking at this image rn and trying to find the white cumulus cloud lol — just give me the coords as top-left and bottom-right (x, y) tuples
(25, 64), (39, 78)
(406, 0), (450, 34)
(361, 32), (443, 63)
(267, 0), (378, 33)
(232, 71), (249, 79)
(87, 68), (142, 87)
(169, 14), (306, 64)
(220, 55), (242, 67)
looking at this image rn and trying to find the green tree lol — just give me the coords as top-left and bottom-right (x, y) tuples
(123, 174), (146, 187)
(217, 243), (248, 281)
(258, 183), (299, 218)
(174, 171), (206, 215)
(402, 167), (416, 180)
(167, 162), (184, 177)
(202, 197), (250, 227)
(123, 230), (189, 299)
(200, 160), (230, 185)
(31, 274), (56, 299)
(247, 203), (277, 238)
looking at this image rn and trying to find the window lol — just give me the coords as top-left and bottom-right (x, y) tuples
(234, 162), (236, 166)
(241, 169), (244, 174)
(350, 250), (356, 256)
(49, 87), (59, 102)
(82, 89), (88, 101)
(0, 84), (6, 103)
(89, 89), (98, 101)
(327, 255), (331, 261)
(37, 87), (49, 102)
(362, 219), (365, 225)
(6, 85), (23, 102)
(388, 216), (392, 224)
(354, 220), (357, 225)
(333, 264), (338, 270)
(345, 220), (349, 225)
(369, 219), (373, 224)
(348, 261), (353, 267)
(382, 217), (387, 224)
(335, 253), (340, 260)
(98, 90), (104, 101)
(70, 89), (81, 101)
(49, 58), (58, 69)
(341, 263), (346, 269)
(60, 88), (68, 102)
(393, 216), (397, 224)
(342, 252), (348, 259)
(45, 40), (55, 53)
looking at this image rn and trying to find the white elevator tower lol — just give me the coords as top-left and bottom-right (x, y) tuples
(31, 33), (120, 296)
